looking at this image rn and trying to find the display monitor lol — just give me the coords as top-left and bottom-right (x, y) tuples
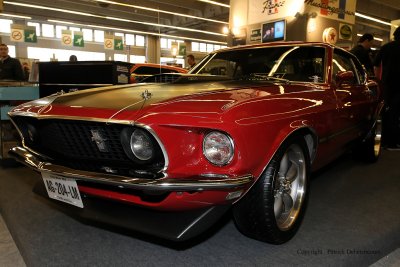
(261, 19), (286, 43)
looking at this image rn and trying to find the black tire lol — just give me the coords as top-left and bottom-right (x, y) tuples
(233, 135), (310, 244)
(357, 116), (382, 163)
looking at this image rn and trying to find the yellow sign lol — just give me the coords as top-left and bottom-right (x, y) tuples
(10, 24), (24, 42)
(61, 30), (73, 46)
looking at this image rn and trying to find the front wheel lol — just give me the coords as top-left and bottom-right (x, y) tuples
(357, 116), (382, 163)
(233, 136), (310, 244)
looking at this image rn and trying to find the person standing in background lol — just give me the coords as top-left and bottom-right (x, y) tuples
(350, 33), (374, 75)
(0, 44), (24, 81)
(186, 54), (196, 70)
(69, 55), (78, 62)
(373, 27), (400, 150)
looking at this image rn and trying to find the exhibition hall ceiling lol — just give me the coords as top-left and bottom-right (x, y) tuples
(2, 0), (400, 44)
(3, 0), (230, 43)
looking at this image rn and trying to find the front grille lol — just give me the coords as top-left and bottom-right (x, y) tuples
(13, 117), (165, 178)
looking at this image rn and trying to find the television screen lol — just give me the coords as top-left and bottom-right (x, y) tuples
(262, 19), (286, 43)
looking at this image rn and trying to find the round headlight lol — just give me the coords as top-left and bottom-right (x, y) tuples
(130, 129), (154, 161)
(203, 131), (234, 166)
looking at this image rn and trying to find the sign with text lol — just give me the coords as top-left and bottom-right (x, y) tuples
(304, 0), (356, 24)
(248, 0), (304, 25)
(250, 28), (261, 42)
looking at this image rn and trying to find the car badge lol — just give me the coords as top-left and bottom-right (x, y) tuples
(141, 89), (152, 100)
(90, 129), (109, 152)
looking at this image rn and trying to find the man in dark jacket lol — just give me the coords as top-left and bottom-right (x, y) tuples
(350, 33), (374, 75)
(373, 28), (400, 150)
(0, 43), (24, 81)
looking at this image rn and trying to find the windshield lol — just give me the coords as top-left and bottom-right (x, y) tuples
(189, 45), (326, 83)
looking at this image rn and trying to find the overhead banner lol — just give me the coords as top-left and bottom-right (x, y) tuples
(104, 34), (114, 50)
(73, 31), (84, 47)
(61, 30), (73, 46)
(304, 0), (356, 24)
(248, 0), (304, 25)
(10, 24), (24, 42)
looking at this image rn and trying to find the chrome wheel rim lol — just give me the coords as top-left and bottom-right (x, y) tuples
(374, 118), (382, 157)
(273, 144), (306, 231)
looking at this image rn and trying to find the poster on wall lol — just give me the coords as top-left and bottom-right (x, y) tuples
(250, 28), (261, 42)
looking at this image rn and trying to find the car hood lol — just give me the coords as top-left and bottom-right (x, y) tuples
(11, 77), (321, 122)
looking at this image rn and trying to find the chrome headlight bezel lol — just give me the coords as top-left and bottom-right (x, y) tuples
(203, 131), (234, 166)
(121, 127), (157, 164)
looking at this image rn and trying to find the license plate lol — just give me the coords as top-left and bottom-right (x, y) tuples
(41, 172), (84, 208)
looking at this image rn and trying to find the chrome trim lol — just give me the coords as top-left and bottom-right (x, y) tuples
(202, 131), (235, 166)
(40, 83), (113, 86)
(8, 115), (169, 172)
(9, 113), (134, 125)
(9, 146), (253, 191)
(138, 124), (170, 171)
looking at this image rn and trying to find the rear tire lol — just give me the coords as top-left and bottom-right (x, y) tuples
(233, 135), (310, 244)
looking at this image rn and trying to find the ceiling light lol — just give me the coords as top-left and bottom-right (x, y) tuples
(198, 0), (230, 8)
(5, 1), (226, 37)
(355, 12), (393, 27)
(0, 13), (32, 19)
(95, 0), (228, 25)
(47, 19), (227, 45)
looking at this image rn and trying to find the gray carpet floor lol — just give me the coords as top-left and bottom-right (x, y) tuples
(0, 151), (399, 266)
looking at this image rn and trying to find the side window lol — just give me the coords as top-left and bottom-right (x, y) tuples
(350, 57), (367, 84)
(332, 50), (359, 85)
(134, 66), (161, 75)
(275, 47), (325, 82)
(161, 68), (178, 74)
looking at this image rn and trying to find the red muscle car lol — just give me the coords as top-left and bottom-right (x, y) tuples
(8, 42), (383, 244)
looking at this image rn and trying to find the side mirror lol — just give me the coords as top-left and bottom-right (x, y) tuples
(335, 71), (354, 86)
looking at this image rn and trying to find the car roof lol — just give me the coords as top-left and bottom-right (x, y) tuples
(131, 63), (187, 73)
(214, 41), (337, 53)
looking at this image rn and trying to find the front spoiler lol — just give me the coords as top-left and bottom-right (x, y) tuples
(33, 180), (230, 241)
(9, 146), (253, 192)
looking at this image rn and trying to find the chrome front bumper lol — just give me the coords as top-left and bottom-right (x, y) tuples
(9, 146), (254, 191)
